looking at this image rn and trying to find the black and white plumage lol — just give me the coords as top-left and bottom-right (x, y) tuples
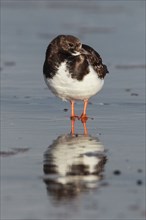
(43, 35), (108, 125)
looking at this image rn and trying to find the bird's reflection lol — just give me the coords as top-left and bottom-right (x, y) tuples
(43, 134), (107, 202)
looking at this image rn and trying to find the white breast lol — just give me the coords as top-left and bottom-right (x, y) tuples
(45, 62), (104, 101)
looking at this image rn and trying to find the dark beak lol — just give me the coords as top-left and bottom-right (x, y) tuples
(79, 47), (89, 55)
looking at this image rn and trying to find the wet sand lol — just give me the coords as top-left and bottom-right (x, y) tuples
(1, 1), (145, 219)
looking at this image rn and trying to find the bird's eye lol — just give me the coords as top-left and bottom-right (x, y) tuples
(68, 43), (74, 48)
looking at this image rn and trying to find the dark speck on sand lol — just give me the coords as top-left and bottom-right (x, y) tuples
(113, 170), (121, 175)
(136, 180), (143, 186)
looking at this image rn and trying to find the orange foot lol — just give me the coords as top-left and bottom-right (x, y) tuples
(80, 114), (88, 123)
(70, 115), (80, 121)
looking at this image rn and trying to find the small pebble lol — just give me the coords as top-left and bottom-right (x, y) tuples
(137, 169), (143, 173)
(136, 180), (143, 185)
(131, 93), (139, 96)
(125, 88), (131, 92)
(113, 170), (121, 175)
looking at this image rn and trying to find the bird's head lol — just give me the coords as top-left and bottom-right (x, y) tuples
(55, 35), (88, 56)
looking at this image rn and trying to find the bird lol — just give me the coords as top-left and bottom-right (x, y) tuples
(43, 34), (108, 125)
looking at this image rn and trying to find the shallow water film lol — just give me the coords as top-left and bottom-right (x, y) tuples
(1, 0), (145, 219)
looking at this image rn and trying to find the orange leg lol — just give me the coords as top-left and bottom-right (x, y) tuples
(70, 100), (79, 121)
(83, 121), (88, 135)
(70, 100), (79, 135)
(80, 99), (88, 123)
(71, 119), (75, 135)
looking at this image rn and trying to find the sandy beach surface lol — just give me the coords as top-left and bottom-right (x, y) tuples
(1, 1), (145, 219)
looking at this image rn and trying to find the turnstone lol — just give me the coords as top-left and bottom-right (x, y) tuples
(43, 35), (108, 125)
